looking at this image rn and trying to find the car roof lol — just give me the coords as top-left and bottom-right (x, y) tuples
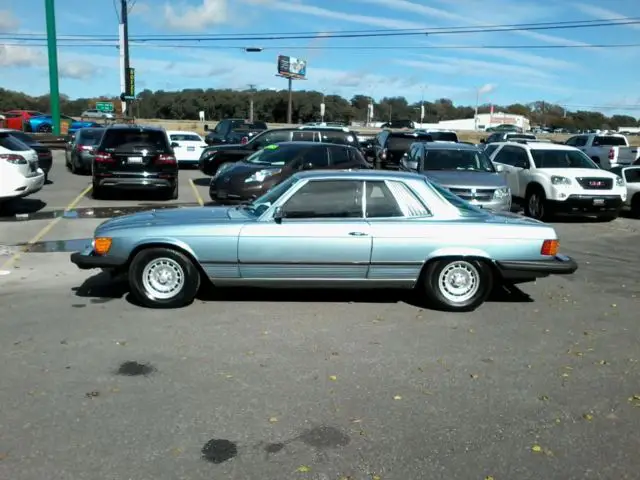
(105, 124), (165, 132)
(295, 169), (426, 181)
(493, 141), (576, 151)
(167, 130), (200, 135)
(421, 142), (478, 151)
(274, 141), (355, 148)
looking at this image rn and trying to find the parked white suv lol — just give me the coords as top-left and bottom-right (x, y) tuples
(489, 140), (626, 221)
(0, 129), (45, 204)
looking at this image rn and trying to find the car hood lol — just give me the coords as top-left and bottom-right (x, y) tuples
(95, 206), (242, 234)
(425, 170), (506, 188)
(220, 161), (271, 178)
(203, 143), (247, 154)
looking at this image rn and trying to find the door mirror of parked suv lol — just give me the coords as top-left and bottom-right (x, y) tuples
(170, 142), (179, 148)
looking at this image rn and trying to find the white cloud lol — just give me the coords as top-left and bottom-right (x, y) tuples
(478, 83), (496, 94)
(241, 0), (427, 29)
(399, 54), (555, 80)
(0, 9), (19, 32)
(58, 60), (98, 79)
(0, 45), (43, 68)
(574, 4), (640, 31)
(162, 0), (229, 31)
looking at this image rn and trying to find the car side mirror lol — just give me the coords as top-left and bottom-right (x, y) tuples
(203, 124), (209, 131)
(494, 164), (504, 172)
(171, 142), (179, 148)
(273, 206), (284, 224)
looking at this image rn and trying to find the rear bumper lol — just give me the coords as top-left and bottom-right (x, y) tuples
(495, 254), (578, 282)
(0, 171), (46, 200)
(94, 175), (177, 189)
(71, 248), (127, 270)
(548, 195), (623, 214)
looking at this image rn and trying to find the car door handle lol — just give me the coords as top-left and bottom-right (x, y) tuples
(348, 231), (369, 236)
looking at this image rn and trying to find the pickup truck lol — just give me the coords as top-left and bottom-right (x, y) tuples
(204, 119), (268, 145)
(564, 133), (639, 169)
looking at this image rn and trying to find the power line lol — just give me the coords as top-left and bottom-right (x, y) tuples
(1, 17), (639, 42)
(3, 42), (640, 50)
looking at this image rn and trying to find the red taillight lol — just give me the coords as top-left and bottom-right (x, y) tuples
(608, 148), (615, 160)
(94, 152), (115, 163)
(241, 136), (248, 145)
(0, 153), (27, 165)
(155, 154), (177, 165)
(541, 239), (559, 256)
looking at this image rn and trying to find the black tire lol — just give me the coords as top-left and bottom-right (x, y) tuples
(167, 182), (179, 200)
(91, 183), (106, 199)
(631, 194), (640, 218)
(525, 186), (549, 221)
(128, 247), (201, 309)
(419, 258), (493, 312)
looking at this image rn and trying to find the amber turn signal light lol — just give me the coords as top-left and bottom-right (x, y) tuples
(541, 239), (559, 256)
(94, 237), (113, 255)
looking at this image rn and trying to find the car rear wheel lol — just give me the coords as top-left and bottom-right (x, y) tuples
(129, 248), (201, 308)
(419, 258), (493, 312)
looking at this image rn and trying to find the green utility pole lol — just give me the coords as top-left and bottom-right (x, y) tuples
(45, 0), (61, 135)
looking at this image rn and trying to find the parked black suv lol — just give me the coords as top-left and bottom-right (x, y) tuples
(199, 127), (360, 176)
(91, 125), (178, 199)
(372, 130), (433, 169)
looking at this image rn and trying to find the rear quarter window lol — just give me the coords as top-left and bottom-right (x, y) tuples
(595, 136), (627, 146)
(0, 133), (30, 151)
(100, 129), (169, 150)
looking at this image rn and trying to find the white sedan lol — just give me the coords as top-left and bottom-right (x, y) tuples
(0, 129), (45, 204)
(167, 130), (208, 166)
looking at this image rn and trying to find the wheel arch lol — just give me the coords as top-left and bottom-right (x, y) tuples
(525, 180), (547, 198)
(126, 240), (209, 283)
(416, 250), (498, 286)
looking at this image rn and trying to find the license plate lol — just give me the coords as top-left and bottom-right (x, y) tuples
(187, 147), (195, 152)
(128, 156), (143, 164)
(593, 198), (605, 206)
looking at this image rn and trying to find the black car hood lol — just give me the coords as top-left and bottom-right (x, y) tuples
(203, 143), (249, 155)
(221, 161), (275, 178)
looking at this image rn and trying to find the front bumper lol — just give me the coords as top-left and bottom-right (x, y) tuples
(70, 247), (127, 270)
(548, 195), (623, 214)
(495, 254), (578, 282)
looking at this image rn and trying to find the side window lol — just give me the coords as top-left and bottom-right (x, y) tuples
(493, 145), (515, 165)
(565, 136), (577, 146)
(574, 136), (587, 147)
(300, 147), (329, 168)
(281, 180), (363, 219)
(365, 181), (405, 218)
(385, 181), (431, 217)
(484, 144), (499, 158)
(486, 134), (498, 143)
(624, 168), (640, 183)
(328, 145), (351, 166)
(291, 131), (315, 141)
(257, 131), (289, 147)
(512, 147), (530, 168)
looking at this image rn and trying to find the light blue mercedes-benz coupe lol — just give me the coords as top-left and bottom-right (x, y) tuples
(71, 170), (577, 311)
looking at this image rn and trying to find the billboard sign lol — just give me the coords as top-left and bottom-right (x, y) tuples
(277, 55), (307, 79)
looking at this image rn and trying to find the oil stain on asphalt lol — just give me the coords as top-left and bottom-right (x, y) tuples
(263, 426), (351, 456)
(201, 439), (238, 464)
(116, 361), (156, 377)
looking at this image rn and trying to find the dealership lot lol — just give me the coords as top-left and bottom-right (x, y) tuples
(0, 152), (639, 479)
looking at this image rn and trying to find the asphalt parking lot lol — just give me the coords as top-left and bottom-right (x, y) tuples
(0, 151), (639, 479)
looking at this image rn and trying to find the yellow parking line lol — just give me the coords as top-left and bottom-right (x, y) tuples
(189, 178), (204, 206)
(0, 183), (93, 271)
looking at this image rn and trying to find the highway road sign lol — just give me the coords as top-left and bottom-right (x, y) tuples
(96, 102), (114, 113)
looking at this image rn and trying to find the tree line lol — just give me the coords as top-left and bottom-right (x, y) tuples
(1, 87), (638, 131)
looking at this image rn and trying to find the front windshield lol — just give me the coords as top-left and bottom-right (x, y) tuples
(428, 180), (486, 216)
(421, 149), (495, 172)
(244, 145), (300, 166)
(242, 176), (299, 216)
(530, 149), (598, 169)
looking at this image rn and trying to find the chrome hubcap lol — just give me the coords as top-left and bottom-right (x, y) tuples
(438, 261), (480, 303)
(141, 257), (184, 299)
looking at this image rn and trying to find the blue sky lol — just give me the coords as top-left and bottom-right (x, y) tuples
(1, 0), (640, 115)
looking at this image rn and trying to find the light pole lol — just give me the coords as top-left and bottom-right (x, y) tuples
(247, 84), (257, 123)
(44, 0), (60, 135)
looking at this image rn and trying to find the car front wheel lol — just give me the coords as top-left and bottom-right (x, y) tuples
(420, 258), (493, 312)
(128, 248), (201, 308)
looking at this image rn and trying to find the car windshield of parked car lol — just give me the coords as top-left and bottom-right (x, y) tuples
(428, 180), (486, 216)
(79, 129), (105, 145)
(244, 144), (301, 166)
(170, 134), (202, 142)
(421, 149), (495, 172)
(387, 135), (431, 151)
(530, 149), (598, 169)
(429, 132), (458, 142)
(101, 129), (169, 151)
(0, 133), (29, 151)
(242, 176), (299, 216)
